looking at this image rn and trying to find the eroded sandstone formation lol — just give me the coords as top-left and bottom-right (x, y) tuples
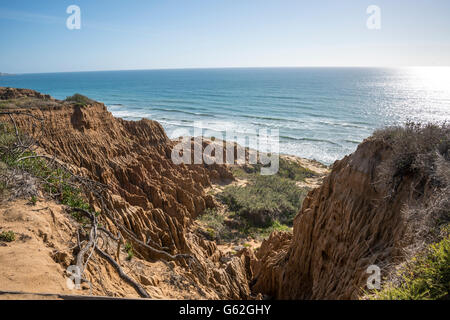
(2, 87), (439, 300)
(0, 87), (251, 299)
(252, 137), (435, 299)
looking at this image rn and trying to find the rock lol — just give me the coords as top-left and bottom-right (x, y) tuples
(1, 88), (251, 299)
(252, 138), (435, 299)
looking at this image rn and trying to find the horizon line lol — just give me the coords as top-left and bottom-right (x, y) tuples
(4, 65), (450, 75)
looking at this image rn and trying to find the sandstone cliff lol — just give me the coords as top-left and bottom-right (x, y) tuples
(0, 87), (251, 299)
(252, 128), (449, 299)
(1, 87), (447, 300)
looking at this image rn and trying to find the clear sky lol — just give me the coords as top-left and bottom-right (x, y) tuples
(1, 0), (450, 73)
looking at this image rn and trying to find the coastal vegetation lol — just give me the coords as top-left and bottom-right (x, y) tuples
(0, 119), (94, 224)
(219, 173), (307, 227)
(198, 158), (320, 243)
(374, 122), (449, 237)
(65, 93), (95, 107)
(368, 122), (450, 300)
(0, 230), (15, 242)
(369, 227), (449, 300)
(0, 97), (58, 109)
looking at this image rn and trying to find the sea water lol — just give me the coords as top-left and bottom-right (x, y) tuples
(1, 67), (449, 164)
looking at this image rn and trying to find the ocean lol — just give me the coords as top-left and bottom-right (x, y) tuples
(1, 67), (449, 164)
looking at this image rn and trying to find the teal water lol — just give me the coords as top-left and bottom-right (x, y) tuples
(1, 67), (449, 164)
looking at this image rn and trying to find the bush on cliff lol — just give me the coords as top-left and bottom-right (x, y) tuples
(0, 120), (92, 223)
(374, 121), (450, 239)
(375, 121), (449, 185)
(0, 97), (59, 110)
(198, 208), (233, 241)
(371, 227), (449, 300)
(65, 94), (95, 107)
(369, 121), (450, 300)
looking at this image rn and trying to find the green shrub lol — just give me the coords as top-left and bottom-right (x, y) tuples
(0, 121), (93, 223)
(65, 94), (95, 107)
(219, 175), (307, 227)
(0, 230), (16, 242)
(219, 158), (312, 231)
(125, 242), (134, 261)
(0, 97), (59, 110)
(278, 158), (316, 181)
(370, 228), (449, 300)
(236, 158), (317, 182)
(0, 123), (17, 148)
(198, 208), (233, 241)
(238, 219), (292, 239)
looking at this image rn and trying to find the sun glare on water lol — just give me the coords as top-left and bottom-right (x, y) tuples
(408, 67), (450, 93)
(390, 67), (450, 123)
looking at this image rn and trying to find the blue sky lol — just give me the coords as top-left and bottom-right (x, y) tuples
(1, 0), (450, 73)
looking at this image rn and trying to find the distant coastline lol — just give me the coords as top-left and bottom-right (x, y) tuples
(0, 73), (14, 77)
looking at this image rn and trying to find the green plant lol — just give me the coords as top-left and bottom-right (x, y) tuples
(0, 230), (16, 242)
(370, 229), (449, 300)
(237, 219), (292, 239)
(198, 208), (233, 241)
(65, 94), (95, 107)
(0, 162), (9, 201)
(30, 195), (37, 205)
(125, 242), (134, 261)
(234, 157), (317, 182)
(0, 121), (94, 223)
(219, 175), (307, 227)
(0, 97), (58, 110)
(278, 158), (316, 181)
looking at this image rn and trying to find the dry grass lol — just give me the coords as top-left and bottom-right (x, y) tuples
(368, 122), (450, 300)
(0, 97), (60, 110)
(65, 94), (95, 107)
(374, 121), (450, 242)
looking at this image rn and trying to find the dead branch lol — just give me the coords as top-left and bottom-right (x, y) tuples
(95, 246), (150, 299)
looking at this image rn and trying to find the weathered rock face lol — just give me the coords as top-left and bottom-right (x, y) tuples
(0, 87), (54, 100)
(0, 87), (251, 299)
(252, 138), (430, 299)
(4, 87), (438, 300)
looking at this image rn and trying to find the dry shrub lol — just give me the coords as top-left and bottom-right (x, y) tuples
(374, 121), (450, 244)
(364, 122), (450, 300)
(0, 97), (60, 110)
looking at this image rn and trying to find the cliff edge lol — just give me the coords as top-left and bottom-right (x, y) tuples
(0, 87), (251, 299)
(252, 123), (449, 299)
